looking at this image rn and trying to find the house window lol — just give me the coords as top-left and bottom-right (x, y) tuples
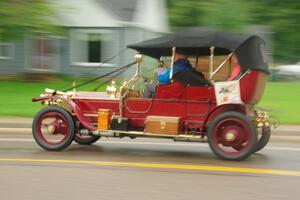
(88, 34), (102, 63)
(70, 31), (114, 67)
(0, 43), (14, 59)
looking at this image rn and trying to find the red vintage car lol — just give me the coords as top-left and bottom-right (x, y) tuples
(32, 28), (271, 161)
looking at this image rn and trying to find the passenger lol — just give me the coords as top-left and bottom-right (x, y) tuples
(155, 60), (168, 77)
(228, 54), (242, 81)
(228, 64), (241, 80)
(143, 52), (193, 98)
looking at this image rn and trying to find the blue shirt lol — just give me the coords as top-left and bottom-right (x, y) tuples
(156, 59), (193, 84)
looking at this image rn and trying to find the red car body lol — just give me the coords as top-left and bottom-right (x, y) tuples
(32, 28), (271, 161)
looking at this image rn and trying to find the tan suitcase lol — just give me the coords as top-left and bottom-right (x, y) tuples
(145, 116), (181, 135)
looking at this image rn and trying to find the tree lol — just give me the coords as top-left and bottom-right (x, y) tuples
(168, 0), (203, 28)
(168, 0), (253, 32)
(201, 0), (254, 32)
(0, 0), (62, 41)
(168, 0), (300, 63)
(254, 0), (300, 63)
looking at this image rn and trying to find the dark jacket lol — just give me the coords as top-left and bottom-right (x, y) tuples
(156, 59), (193, 84)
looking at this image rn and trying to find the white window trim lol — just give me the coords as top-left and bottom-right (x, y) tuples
(69, 30), (116, 67)
(0, 43), (14, 60)
(72, 62), (116, 68)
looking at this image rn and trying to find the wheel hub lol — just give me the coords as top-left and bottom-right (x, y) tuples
(47, 125), (55, 134)
(225, 132), (236, 141)
(46, 121), (61, 135)
(222, 126), (246, 148)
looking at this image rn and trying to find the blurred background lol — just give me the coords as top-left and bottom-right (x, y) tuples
(0, 0), (299, 123)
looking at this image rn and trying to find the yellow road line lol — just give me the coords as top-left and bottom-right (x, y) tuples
(0, 158), (299, 177)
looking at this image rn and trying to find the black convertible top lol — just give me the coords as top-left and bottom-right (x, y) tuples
(127, 27), (269, 74)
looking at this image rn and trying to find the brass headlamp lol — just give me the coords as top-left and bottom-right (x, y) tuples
(254, 110), (270, 128)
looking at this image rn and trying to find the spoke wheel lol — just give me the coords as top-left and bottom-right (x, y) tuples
(74, 134), (100, 145)
(32, 106), (75, 151)
(254, 126), (271, 153)
(208, 111), (257, 161)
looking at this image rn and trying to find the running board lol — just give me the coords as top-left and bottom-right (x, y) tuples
(78, 129), (207, 142)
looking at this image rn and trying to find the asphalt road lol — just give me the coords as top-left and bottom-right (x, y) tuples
(0, 128), (299, 200)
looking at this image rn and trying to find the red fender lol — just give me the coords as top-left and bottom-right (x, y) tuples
(33, 96), (97, 131)
(202, 104), (246, 131)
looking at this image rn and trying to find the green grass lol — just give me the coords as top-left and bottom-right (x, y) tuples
(0, 80), (105, 117)
(1, 81), (300, 124)
(258, 82), (300, 125)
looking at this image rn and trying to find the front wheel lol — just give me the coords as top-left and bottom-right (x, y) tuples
(74, 134), (100, 145)
(207, 111), (257, 161)
(32, 106), (75, 151)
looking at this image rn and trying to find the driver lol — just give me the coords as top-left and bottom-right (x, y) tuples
(143, 52), (193, 98)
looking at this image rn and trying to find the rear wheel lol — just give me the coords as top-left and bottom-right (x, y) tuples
(32, 106), (75, 151)
(254, 126), (271, 153)
(207, 111), (257, 161)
